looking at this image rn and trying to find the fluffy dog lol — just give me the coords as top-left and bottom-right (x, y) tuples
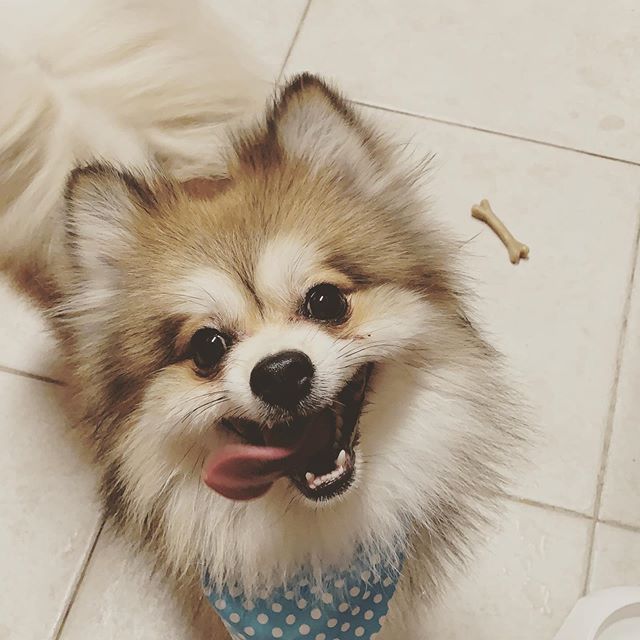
(0, 1), (525, 637)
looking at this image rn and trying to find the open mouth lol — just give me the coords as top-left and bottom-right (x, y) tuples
(204, 365), (371, 502)
(290, 364), (369, 500)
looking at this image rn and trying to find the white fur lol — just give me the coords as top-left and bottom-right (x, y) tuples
(0, 0), (269, 273)
(172, 268), (250, 326)
(255, 236), (324, 307)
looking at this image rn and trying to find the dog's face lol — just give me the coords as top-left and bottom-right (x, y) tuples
(59, 76), (518, 590)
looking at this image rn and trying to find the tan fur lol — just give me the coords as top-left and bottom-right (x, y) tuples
(12, 71), (525, 637)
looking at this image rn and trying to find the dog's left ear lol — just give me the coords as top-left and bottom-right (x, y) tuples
(269, 74), (392, 194)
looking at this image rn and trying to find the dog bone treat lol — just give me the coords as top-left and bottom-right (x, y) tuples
(471, 199), (530, 264)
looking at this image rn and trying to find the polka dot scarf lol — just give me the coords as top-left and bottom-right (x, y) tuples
(204, 555), (402, 640)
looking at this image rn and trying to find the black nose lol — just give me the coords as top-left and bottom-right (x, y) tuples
(250, 350), (314, 409)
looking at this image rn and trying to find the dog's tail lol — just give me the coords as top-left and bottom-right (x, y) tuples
(0, 0), (269, 301)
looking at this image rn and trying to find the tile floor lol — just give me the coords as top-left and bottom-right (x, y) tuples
(2, 1), (639, 638)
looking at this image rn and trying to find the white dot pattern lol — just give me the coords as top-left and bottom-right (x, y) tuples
(204, 556), (401, 640)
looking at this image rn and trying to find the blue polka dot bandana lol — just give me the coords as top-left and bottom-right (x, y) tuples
(204, 556), (402, 640)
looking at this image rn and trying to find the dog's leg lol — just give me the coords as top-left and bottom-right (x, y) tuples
(192, 597), (232, 640)
(181, 576), (232, 640)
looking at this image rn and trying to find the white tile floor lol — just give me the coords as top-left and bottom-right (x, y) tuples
(2, 1), (639, 639)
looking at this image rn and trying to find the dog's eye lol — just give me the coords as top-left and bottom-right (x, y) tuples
(304, 283), (348, 322)
(189, 328), (229, 372)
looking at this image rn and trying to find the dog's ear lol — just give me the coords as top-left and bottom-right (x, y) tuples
(269, 74), (392, 194)
(64, 165), (162, 289)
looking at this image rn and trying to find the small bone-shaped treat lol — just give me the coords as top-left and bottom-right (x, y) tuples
(471, 199), (530, 265)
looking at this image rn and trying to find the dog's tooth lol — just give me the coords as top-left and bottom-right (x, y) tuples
(336, 449), (347, 467)
(305, 472), (316, 485)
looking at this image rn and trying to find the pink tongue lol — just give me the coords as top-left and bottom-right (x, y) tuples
(202, 417), (333, 501)
(202, 444), (299, 501)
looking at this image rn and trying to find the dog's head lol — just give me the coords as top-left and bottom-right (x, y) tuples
(59, 75), (520, 589)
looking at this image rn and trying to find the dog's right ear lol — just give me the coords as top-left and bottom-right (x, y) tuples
(64, 165), (159, 291)
(253, 73), (402, 199)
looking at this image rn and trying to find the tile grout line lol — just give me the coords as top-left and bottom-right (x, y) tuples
(352, 100), (640, 168)
(277, 0), (313, 83)
(599, 518), (640, 535)
(0, 364), (64, 385)
(581, 200), (640, 595)
(503, 493), (593, 522)
(51, 515), (106, 640)
(505, 493), (640, 534)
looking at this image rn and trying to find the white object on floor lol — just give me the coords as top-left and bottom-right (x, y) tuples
(553, 587), (640, 640)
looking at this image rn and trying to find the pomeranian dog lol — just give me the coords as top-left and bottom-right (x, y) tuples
(1, 0), (525, 637)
